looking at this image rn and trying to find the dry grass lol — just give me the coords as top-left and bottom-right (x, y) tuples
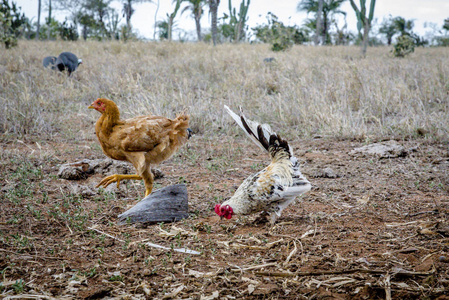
(1, 41), (449, 298)
(0, 40), (448, 142)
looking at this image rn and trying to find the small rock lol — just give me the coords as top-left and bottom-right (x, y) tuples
(69, 184), (96, 197)
(321, 167), (339, 178)
(57, 159), (93, 180)
(252, 283), (279, 296)
(58, 158), (163, 180)
(312, 167), (339, 178)
(439, 256), (449, 263)
(415, 259), (433, 272)
(350, 140), (407, 158)
(436, 224), (449, 237)
(80, 287), (113, 299)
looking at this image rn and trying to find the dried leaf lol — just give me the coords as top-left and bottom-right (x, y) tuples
(248, 284), (255, 294)
(158, 226), (197, 238)
(242, 277), (260, 285)
(419, 228), (438, 235)
(300, 229), (315, 239)
(188, 269), (217, 278)
(162, 284), (184, 299)
(200, 290), (219, 300)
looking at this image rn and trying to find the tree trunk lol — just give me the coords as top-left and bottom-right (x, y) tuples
(37, 0), (41, 39)
(209, 0), (218, 45)
(126, 0), (132, 29)
(47, 0), (51, 40)
(153, 0), (160, 40)
(82, 25), (88, 40)
(361, 22), (370, 57)
(322, 11), (328, 44)
(314, 0), (323, 45)
(168, 15), (173, 41)
(195, 14), (202, 41)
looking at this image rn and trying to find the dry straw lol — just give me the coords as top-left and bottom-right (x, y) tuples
(1, 41), (448, 141)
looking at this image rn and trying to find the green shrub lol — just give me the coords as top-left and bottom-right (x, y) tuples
(393, 35), (415, 57)
(0, 0), (27, 48)
(253, 12), (309, 52)
(0, 11), (17, 48)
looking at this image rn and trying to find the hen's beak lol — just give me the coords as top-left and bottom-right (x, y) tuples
(88, 105), (94, 109)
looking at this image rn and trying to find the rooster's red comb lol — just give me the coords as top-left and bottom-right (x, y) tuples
(214, 204), (221, 215)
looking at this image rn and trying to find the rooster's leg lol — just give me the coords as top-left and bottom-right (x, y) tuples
(269, 213), (279, 226)
(97, 174), (142, 189)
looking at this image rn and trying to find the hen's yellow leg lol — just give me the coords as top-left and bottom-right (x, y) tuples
(97, 174), (142, 189)
(144, 187), (152, 197)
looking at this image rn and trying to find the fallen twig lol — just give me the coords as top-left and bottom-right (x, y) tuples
(230, 262), (277, 272)
(230, 239), (284, 250)
(88, 226), (125, 242)
(385, 221), (418, 227)
(87, 226), (200, 255)
(384, 274), (392, 300)
(284, 240), (297, 267)
(254, 267), (436, 277)
(3, 295), (58, 300)
(145, 242), (201, 255)
(0, 249), (64, 260)
(406, 209), (439, 217)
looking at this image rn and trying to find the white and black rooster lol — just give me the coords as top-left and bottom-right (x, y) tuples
(215, 105), (312, 225)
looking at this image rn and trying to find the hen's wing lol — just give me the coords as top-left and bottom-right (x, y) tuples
(251, 165), (309, 203)
(114, 116), (176, 152)
(229, 157), (310, 217)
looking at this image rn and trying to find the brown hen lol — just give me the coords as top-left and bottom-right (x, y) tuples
(88, 98), (190, 197)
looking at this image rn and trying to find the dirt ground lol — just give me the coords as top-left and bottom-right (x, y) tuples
(0, 136), (448, 299)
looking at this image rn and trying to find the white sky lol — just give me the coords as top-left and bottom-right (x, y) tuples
(14, 0), (449, 40)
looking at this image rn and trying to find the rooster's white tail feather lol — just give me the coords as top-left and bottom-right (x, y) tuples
(224, 105), (274, 153)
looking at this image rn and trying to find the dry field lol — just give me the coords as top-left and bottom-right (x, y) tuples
(0, 41), (448, 299)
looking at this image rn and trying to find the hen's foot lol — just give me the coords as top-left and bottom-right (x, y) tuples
(97, 174), (142, 189)
(144, 187), (153, 197)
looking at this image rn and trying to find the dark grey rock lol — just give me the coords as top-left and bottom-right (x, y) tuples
(118, 184), (189, 225)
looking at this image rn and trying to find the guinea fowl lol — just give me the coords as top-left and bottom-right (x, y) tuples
(215, 106), (311, 225)
(55, 52), (82, 75)
(42, 56), (57, 69)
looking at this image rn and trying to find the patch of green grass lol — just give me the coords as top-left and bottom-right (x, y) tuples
(12, 279), (24, 294)
(109, 274), (123, 282)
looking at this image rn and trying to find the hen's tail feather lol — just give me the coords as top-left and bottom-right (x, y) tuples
(173, 114), (190, 139)
(224, 105), (273, 153)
